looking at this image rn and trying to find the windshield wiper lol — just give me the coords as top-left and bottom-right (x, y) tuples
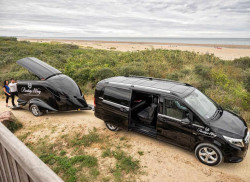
(211, 107), (223, 120)
(211, 110), (219, 120)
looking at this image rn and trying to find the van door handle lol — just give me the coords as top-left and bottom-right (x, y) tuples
(99, 97), (103, 100)
(120, 107), (127, 112)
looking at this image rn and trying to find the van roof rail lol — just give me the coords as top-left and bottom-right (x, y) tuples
(127, 75), (192, 86)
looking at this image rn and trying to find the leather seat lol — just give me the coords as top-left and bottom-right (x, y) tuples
(137, 98), (157, 125)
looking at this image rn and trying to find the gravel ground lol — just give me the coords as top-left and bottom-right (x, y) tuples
(1, 98), (249, 182)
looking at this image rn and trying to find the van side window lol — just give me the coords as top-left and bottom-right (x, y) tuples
(104, 87), (131, 106)
(164, 99), (188, 120)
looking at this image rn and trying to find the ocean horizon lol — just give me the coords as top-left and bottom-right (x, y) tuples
(18, 37), (250, 45)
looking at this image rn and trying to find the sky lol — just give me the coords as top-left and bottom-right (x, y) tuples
(0, 0), (249, 38)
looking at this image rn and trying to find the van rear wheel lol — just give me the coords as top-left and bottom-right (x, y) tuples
(195, 143), (223, 166)
(30, 104), (43, 117)
(105, 122), (119, 131)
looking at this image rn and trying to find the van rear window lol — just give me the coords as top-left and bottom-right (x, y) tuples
(104, 87), (131, 106)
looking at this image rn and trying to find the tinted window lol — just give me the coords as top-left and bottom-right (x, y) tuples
(104, 87), (131, 106)
(184, 89), (217, 119)
(164, 99), (188, 120)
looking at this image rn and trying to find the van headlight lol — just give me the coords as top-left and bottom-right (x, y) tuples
(223, 136), (244, 147)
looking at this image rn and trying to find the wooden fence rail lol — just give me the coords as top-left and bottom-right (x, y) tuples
(0, 122), (63, 182)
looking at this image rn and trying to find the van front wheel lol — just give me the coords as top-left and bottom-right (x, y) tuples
(105, 122), (119, 131)
(195, 143), (223, 166)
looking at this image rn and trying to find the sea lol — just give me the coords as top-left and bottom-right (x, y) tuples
(27, 37), (250, 45)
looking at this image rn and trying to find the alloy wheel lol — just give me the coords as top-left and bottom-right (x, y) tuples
(107, 123), (116, 130)
(105, 122), (119, 131)
(198, 147), (218, 164)
(31, 106), (39, 116)
(30, 104), (42, 117)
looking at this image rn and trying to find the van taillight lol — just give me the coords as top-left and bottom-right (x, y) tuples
(94, 97), (96, 107)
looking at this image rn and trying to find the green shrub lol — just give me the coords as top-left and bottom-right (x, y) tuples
(243, 71), (250, 91)
(166, 73), (179, 81)
(198, 80), (213, 92)
(60, 150), (66, 156)
(90, 168), (100, 179)
(118, 155), (139, 173)
(138, 151), (144, 156)
(0, 37), (17, 41)
(233, 57), (250, 69)
(118, 65), (147, 77)
(180, 68), (191, 75)
(194, 64), (211, 79)
(40, 153), (98, 182)
(71, 68), (91, 86)
(71, 128), (101, 147)
(71, 155), (98, 167)
(92, 68), (115, 83)
(102, 148), (112, 158)
(62, 44), (79, 49)
(6, 121), (23, 133)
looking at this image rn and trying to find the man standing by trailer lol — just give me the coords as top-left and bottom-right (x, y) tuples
(9, 78), (18, 107)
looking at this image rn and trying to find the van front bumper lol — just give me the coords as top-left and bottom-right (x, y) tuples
(223, 143), (249, 163)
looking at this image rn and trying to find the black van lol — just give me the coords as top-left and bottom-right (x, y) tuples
(94, 76), (249, 166)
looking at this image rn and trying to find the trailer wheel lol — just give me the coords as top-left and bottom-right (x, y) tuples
(30, 104), (43, 117)
(105, 122), (119, 131)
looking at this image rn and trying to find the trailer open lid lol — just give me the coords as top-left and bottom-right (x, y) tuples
(17, 57), (62, 79)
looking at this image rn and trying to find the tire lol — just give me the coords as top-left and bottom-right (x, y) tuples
(105, 122), (119, 131)
(30, 104), (43, 117)
(195, 143), (223, 166)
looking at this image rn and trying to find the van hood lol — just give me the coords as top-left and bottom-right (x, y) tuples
(210, 110), (247, 139)
(17, 57), (61, 79)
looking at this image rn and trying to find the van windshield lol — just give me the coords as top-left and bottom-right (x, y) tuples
(184, 89), (217, 119)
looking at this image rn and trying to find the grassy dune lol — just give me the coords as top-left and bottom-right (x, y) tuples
(19, 127), (140, 182)
(0, 37), (249, 122)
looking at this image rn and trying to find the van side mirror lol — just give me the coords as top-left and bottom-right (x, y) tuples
(181, 117), (191, 125)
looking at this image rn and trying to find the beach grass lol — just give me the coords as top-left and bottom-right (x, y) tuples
(18, 127), (141, 182)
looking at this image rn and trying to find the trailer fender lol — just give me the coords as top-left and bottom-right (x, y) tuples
(29, 98), (58, 111)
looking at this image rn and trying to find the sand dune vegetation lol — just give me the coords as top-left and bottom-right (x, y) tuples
(1, 37), (249, 122)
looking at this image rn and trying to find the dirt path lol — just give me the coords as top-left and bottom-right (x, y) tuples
(1, 98), (249, 182)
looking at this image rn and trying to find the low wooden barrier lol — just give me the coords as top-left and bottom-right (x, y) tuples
(0, 122), (63, 182)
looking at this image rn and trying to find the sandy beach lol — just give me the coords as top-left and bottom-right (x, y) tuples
(18, 38), (250, 60)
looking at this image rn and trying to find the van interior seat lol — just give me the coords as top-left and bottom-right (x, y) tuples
(137, 98), (158, 125)
(131, 100), (147, 111)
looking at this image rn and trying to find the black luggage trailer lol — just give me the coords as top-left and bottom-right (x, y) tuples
(16, 57), (93, 116)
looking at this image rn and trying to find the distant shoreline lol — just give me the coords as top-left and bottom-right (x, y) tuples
(18, 38), (250, 60)
(18, 38), (250, 49)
